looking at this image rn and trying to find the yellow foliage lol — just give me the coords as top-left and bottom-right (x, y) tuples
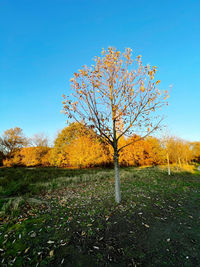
(51, 123), (111, 168)
(3, 147), (51, 167)
(119, 136), (165, 166)
(67, 135), (109, 168)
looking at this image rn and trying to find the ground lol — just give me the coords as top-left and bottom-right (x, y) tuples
(0, 165), (200, 266)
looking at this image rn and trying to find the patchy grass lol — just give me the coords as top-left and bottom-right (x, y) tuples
(0, 166), (200, 266)
(0, 167), (113, 197)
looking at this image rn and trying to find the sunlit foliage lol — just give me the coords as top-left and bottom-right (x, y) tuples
(0, 127), (28, 155)
(63, 47), (168, 202)
(1, 128), (198, 169)
(163, 137), (193, 166)
(119, 135), (165, 166)
(51, 123), (111, 168)
(191, 142), (200, 163)
(3, 147), (51, 167)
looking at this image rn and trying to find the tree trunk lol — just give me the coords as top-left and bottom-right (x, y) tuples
(178, 157), (182, 168)
(186, 155), (188, 165)
(167, 153), (170, 176)
(114, 150), (121, 203)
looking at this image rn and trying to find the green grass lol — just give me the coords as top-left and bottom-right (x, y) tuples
(0, 167), (113, 196)
(0, 166), (200, 266)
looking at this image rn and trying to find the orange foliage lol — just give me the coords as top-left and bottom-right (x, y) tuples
(3, 147), (51, 167)
(191, 142), (200, 162)
(119, 136), (165, 166)
(163, 137), (193, 166)
(2, 126), (197, 169)
(51, 123), (111, 168)
(67, 135), (110, 168)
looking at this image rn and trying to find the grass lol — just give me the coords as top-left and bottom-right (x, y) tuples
(0, 167), (113, 197)
(0, 165), (200, 266)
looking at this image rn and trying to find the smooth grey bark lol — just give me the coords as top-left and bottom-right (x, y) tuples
(114, 149), (121, 203)
(112, 108), (121, 203)
(167, 153), (171, 176)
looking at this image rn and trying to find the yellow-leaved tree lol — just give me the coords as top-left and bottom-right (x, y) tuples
(51, 122), (111, 168)
(63, 47), (169, 203)
(0, 127), (28, 156)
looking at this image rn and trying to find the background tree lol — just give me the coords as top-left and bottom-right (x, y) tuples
(190, 142), (200, 163)
(3, 147), (51, 167)
(162, 135), (193, 175)
(145, 136), (165, 165)
(119, 136), (165, 167)
(31, 133), (49, 147)
(162, 136), (175, 175)
(0, 127), (28, 156)
(67, 134), (109, 168)
(50, 123), (88, 167)
(51, 123), (111, 167)
(63, 47), (168, 203)
(20, 147), (51, 167)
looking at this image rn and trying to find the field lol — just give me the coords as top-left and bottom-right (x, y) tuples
(0, 166), (200, 266)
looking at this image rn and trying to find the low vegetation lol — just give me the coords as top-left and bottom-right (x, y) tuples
(0, 165), (200, 266)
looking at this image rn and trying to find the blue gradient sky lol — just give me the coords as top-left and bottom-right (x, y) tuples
(0, 0), (200, 142)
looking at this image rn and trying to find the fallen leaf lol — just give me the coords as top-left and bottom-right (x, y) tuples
(47, 240), (55, 244)
(49, 250), (54, 257)
(30, 232), (36, 238)
(24, 247), (30, 253)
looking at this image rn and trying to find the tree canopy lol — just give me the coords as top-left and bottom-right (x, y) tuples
(0, 127), (28, 155)
(63, 47), (169, 203)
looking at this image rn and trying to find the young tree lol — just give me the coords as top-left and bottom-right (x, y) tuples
(162, 136), (175, 175)
(63, 47), (168, 203)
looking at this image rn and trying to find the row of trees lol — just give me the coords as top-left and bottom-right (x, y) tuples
(0, 124), (199, 168)
(0, 127), (50, 167)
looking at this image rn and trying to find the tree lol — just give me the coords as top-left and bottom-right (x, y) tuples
(31, 133), (49, 147)
(191, 142), (200, 162)
(63, 47), (168, 203)
(145, 136), (165, 165)
(20, 147), (51, 167)
(50, 123), (88, 167)
(51, 123), (111, 167)
(2, 147), (51, 167)
(162, 136), (175, 175)
(0, 127), (28, 156)
(67, 134), (109, 168)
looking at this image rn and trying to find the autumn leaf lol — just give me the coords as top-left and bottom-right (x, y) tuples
(49, 250), (54, 257)
(47, 240), (55, 244)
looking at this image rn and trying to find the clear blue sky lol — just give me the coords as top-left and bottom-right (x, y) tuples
(0, 0), (200, 142)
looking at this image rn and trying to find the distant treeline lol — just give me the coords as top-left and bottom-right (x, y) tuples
(0, 124), (199, 168)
